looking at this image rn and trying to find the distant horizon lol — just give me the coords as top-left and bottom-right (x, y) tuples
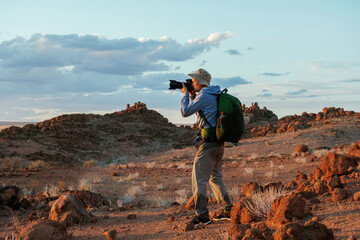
(0, 103), (357, 126)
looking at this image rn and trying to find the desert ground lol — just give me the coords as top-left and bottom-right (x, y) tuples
(0, 104), (359, 240)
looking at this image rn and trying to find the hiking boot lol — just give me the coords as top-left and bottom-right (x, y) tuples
(213, 211), (231, 221)
(189, 215), (211, 227)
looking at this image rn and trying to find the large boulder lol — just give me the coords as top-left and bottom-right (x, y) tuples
(266, 195), (305, 228)
(230, 199), (257, 226)
(319, 152), (357, 178)
(49, 193), (91, 226)
(16, 220), (68, 240)
(0, 186), (21, 210)
(273, 221), (334, 240)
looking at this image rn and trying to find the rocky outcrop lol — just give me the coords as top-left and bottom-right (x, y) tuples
(49, 193), (91, 226)
(248, 107), (357, 138)
(0, 102), (196, 164)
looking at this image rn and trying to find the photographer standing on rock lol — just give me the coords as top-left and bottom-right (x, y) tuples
(180, 68), (233, 226)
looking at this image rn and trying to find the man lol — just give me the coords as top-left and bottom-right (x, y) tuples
(180, 68), (233, 226)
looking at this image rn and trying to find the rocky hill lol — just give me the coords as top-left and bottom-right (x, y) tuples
(0, 102), (195, 165)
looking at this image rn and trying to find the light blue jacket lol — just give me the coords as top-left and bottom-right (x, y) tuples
(181, 85), (222, 128)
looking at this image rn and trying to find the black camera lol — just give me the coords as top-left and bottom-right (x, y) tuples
(169, 79), (193, 92)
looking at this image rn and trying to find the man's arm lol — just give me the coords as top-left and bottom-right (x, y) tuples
(181, 91), (206, 117)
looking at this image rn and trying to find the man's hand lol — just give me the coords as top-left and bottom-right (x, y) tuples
(181, 82), (196, 97)
(180, 82), (188, 94)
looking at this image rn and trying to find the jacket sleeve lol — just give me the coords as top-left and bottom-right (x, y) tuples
(181, 91), (207, 117)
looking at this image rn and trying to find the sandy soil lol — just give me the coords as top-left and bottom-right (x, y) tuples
(1, 116), (360, 239)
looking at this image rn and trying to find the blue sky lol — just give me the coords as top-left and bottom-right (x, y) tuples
(0, 0), (359, 124)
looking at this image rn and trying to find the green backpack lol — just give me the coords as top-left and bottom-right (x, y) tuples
(199, 89), (245, 143)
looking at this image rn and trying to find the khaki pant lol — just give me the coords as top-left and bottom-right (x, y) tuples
(192, 141), (232, 218)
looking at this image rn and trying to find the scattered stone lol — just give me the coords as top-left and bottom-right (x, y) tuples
(72, 190), (107, 208)
(312, 167), (324, 181)
(103, 229), (116, 240)
(353, 192), (360, 201)
(348, 140), (360, 158)
(313, 181), (328, 195)
(49, 193), (91, 226)
(243, 227), (266, 239)
(267, 194), (305, 228)
(273, 221), (334, 240)
(332, 188), (348, 202)
(0, 186), (21, 210)
(181, 222), (194, 232)
(295, 171), (308, 181)
(295, 181), (317, 199)
(241, 182), (261, 197)
(127, 214), (137, 219)
(230, 199), (257, 226)
(327, 175), (343, 192)
(227, 223), (250, 240)
(295, 145), (309, 153)
(16, 220), (68, 240)
(166, 215), (175, 222)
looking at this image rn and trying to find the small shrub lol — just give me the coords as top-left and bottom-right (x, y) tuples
(295, 157), (308, 164)
(78, 178), (94, 191)
(44, 184), (60, 197)
(0, 157), (22, 169)
(144, 162), (155, 169)
(28, 160), (47, 169)
(58, 180), (67, 191)
(156, 184), (165, 190)
(244, 186), (287, 219)
(153, 196), (174, 207)
(83, 160), (95, 167)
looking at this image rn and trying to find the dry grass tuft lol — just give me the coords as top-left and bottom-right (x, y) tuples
(58, 180), (67, 191)
(0, 157), (22, 170)
(28, 160), (47, 169)
(244, 186), (287, 219)
(83, 160), (95, 167)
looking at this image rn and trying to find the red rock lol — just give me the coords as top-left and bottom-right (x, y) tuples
(241, 182), (261, 197)
(127, 213), (137, 219)
(227, 223), (250, 240)
(104, 229), (116, 240)
(319, 152), (357, 178)
(16, 220), (68, 240)
(295, 171), (308, 181)
(266, 195), (305, 228)
(0, 186), (21, 210)
(332, 188), (348, 202)
(72, 190), (107, 208)
(49, 193), (91, 226)
(295, 145), (309, 153)
(230, 199), (257, 226)
(273, 221), (334, 240)
(354, 192), (360, 201)
(312, 167), (324, 181)
(348, 141), (360, 158)
(313, 181), (328, 195)
(327, 175), (343, 192)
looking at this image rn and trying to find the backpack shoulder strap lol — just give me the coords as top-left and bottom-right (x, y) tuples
(198, 110), (213, 128)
